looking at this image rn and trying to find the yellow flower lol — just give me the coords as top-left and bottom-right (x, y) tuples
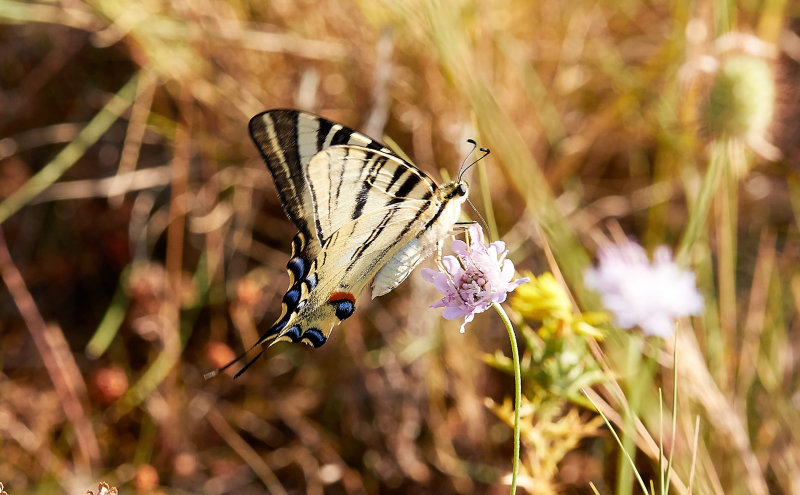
(512, 272), (572, 322)
(512, 272), (606, 339)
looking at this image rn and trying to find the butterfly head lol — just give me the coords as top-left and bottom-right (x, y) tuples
(441, 180), (469, 201)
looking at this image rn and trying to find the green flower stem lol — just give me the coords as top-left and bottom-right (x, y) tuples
(676, 140), (726, 266)
(493, 302), (520, 495)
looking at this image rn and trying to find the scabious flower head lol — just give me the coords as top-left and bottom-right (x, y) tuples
(422, 225), (529, 333)
(584, 240), (703, 337)
(704, 54), (774, 143)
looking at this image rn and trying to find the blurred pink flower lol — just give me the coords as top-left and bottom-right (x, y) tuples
(422, 225), (529, 333)
(584, 240), (703, 337)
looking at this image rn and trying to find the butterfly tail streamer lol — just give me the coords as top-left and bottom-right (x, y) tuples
(201, 317), (287, 380)
(203, 233), (311, 380)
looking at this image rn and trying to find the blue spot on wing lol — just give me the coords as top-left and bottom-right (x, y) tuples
(272, 315), (289, 334)
(287, 256), (307, 280)
(302, 328), (327, 348)
(332, 300), (355, 320)
(283, 325), (302, 343)
(305, 272), (318, 291)
(283, 286), (301, 307)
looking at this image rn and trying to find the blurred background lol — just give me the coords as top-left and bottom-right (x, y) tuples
(1, 0), (798, 493)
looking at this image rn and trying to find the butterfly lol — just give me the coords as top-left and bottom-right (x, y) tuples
(207, 109), (487, 378)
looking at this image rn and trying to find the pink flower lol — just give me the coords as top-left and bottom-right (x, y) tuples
(422, 225), (529, 332)
(584, 239), (703, 337)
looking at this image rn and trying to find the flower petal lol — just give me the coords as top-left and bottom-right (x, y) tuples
(442, 305), (469, 320)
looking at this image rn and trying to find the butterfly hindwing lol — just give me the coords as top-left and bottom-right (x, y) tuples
(268, 146), (441, 341)
(271, 181), (437, 344)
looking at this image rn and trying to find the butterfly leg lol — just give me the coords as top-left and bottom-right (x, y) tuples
(437, 222), (478, 288)
(435, 239), (447, 272)
(435, 238), (464, 294)
(449, 221), (476, 238)
(436, 221), (472, 270)
(450, 221), (484, 267)
(450, 221), (479, 250)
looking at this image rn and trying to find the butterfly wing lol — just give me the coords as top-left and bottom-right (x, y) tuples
(305, 145), (441, 299)
(247, 110), (399, 347)
(305, 145), (437, 243)
(248, 109), (393, 252)
(265, 145), (467, 346)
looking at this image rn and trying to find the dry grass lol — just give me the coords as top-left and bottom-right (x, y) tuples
(1, 0), (798, 493)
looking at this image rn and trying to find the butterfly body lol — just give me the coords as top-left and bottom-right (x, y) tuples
(248, 110), (468, 349)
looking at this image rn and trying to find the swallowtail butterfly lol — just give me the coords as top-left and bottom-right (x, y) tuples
(207, 109), (484, 378)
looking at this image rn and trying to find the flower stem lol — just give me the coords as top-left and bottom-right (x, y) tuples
(493, 302), (520, 495)
(676, 139), (726, 266)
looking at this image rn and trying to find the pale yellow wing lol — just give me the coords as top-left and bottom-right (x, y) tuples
(306, 145), (437, 243)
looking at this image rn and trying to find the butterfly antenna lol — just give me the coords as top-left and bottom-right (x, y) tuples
(458, 146), (490, 181)
(457, 139), (479, 178)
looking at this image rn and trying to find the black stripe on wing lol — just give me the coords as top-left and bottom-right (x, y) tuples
(388, 172), (423, 204)
(352, 155), (390, 220)
(349, 187), (436, 263)
(330, 126), (354, 146)
(249, 110), (311, 239)
(316, 118), (334, 151)
(250, 109), (397, 242)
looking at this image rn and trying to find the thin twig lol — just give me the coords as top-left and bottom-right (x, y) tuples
(583, 388), (650, 495)
(206, 405), (287, 495)
(108, 70), (158, 207)
(32, 165), (172, 204)
(583, 387), (688, 495)
(116, 92), (191, 414)
(0, 123), (81, 160)
(688, 415), (701, 494)
(675, 330), (769, 495)
(0, 226), (100, 470)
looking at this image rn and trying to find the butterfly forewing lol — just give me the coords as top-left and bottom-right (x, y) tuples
(249, 110), (392, 249)
(306, 146), (436, 243)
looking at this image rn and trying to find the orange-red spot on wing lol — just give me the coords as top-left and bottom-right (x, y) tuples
(328, 291), (355, 304)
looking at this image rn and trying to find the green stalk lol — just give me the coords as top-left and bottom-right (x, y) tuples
(664, 329), (679, 495)
(676, 140), (726, 266)
(493, 302), (520, 495)
(0, 73), (139, 223)
(584, 391), (650, 494)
